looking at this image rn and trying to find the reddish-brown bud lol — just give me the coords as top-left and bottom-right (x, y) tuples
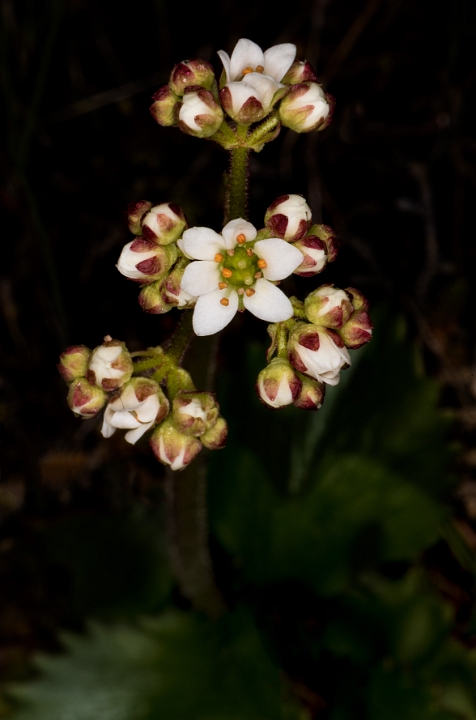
(58, 345), (91, 383)
(201, 416), (228, 450)
(264, 194), (312, 242)
(67, 378), (107, 417)
(294, 374), (325, 410)
(281, 60), (317, 85)
(150, 85), (180, 126)
(126, 200), (153, 235)
(169, 59), (216, 96)
(338, 310), (373, 349)
(304, 285), (353, 329)
(138, 281), (173, 315)
(256, 357), (302, 409)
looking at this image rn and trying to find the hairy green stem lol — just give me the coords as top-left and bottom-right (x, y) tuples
(165, 309), (194, 364)
(226, 145), (249, 222)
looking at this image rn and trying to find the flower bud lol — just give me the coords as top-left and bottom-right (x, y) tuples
(117, 238), (177, 283)
(57, 345), (91, 383)
(345, 287), (369, 312)
(150, 418), (202, 471)
(288, 323), (350, 386)
(308, 224), (339, 262)
(141, 203), (187, 245)
(279, 82), (332, 133)
(177, 87), (224, 138)
(292, 236), (327, 277)
(304, 286), (353, 329)
(172, 391), (219, 436)
(127, 200), (153, 235)
(264, 194), (312, 242)
(161, 263), (196, 308)
(150, 85), (180, 126)
(220, 79), (285, 124)
(87, 338), (133, 391)
(138, 281), (173, 315)
(293, 374), (325, 410)
(169, 59), (216, 96)
(256, 357), (301, 409)
(201, 416), (228, 450)
(67, 378), (107, 417)
(101, 377), (169, 445)
(338, 309), (373, 349)
(281, 60), (317, 84)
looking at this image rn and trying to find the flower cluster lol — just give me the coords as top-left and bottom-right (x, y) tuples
(58, 338), (227, 471)
(150, 39), (333, 144)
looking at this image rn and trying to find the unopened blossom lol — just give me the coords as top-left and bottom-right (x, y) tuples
(304, 285), (353, 329)
(293, 374), (325, 410)
(117, 239), (177, 282)
(141, 203), (187, 245)
(288, 323), (351, 386)
(161, 264), (197, 308)
(265, 194), (312, 241)
(138, 281), (173, 315)
(67, 378), (106, 417)
(87, 338), (133, 391)
(101, 378), (169, 445)
(293, 235), (327, 277)
(282, 60), (317, 85)
(177, 87), (223, 138)
(201, 416), (228, 450)
(218, 38), (296, 124)
(150, 418), (202, 471)
(169, 59), (215, 96)
(127, 200), (153, 235)
(150, 86), (180, 127)
(178, 218), (303, 336)
(279, 82), (332, 133)
(256, 357), (301, 409)
(58, 345), (90, 384)
(172, 391), (219, 436)
(339, 310), (373, 349)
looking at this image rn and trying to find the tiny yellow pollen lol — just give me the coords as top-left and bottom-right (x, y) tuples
(236, 233), (246, 244)
(222, 268), (233, 278)
(254, 271), (262, 279)
(214, 252), (224, 262)
(242, 66), (254, 75)
(218, 281), (227, 289)
(220, 297), (230, 306)
(256, 65), (264, 73)
(245, 288), (256, 297)
(246, 248), (253, 257)
(257, 258), (267, 269)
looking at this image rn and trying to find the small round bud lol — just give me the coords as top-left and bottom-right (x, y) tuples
(304, 286), (353, 329)
(138, 281), (173, 315)
(150, 418), (202, 471)
(308, 224), (339, 263)
(345, 287), (369, 312)
(58, 345), (91, 383)
(281, 60), (317, 84)
(256, 357), (301, 409)
(126, 200), (153, 235)
(172, 391), (219, 437)
(265, 194), (312, 242)
(161, 263), (196, 308)
(293, 375), (325, 410)
(117, 238), (177, 283)
(338, 310), (373, 349)
(150, 85), (180, 126)
(87, 339), (133, 391)
(67, 378), (107, 417)
(201, 416), (228, 450)
(177, 87), (224, 138)
(101, 377), (169, 445)
(279, 82), (332, 133)
(141, 203), (187, 246)
(169, 59), (216, 96)
(219, 81), (285, 125)
(288, 323), (350, 387)
(292, 236), (327, 277)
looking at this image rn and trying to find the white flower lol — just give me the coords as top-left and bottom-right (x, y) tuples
(178, 218), (303, 336)
(101, 379), (168, 445)
(289, 326), (351, 386)
(279, 82), (331, 132)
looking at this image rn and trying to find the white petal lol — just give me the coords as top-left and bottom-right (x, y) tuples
(263, 43), (296, 81)
(192, 288), (239, 336)
(242, 73), (281, 110)
(221, 218), (256, 248)
(226, 81), (259, 114)
(93, 345), (122, 364)
(135, 394), (160, 423)
(254, 238), (303, 281)
(243, 278), (293, 322)
(125, 421), (154, 445)
(101, 407), (116, 438)
(217, 50), (231, 83)
(116, 241), (157, 279)
(229, 39), (264, 81)
(181, 261), (220, 296)
(110, 411), (141, 430)
(181, 227), (224, 260)
(177, 238), (192, 259)
(179, 94), (211, 132)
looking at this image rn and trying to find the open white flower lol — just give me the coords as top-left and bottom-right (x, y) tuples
(101, 378), (168, 445)
(218, 38), (296, 84)
(178, 218), (303, 336)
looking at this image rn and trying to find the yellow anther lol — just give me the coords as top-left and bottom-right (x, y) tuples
(257, 258), (267, 269)
(222, 268), (233, 278)
(242, 66), (254, 75)
(214, 252), (224, 262)
(218, 281), (227, 289)
(220, 297), (230, 306)
(245, 288), (256, 297)
(236, 233), (246, 244)
(256, 65), (264, 73)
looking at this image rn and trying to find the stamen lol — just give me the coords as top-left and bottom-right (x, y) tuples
(256, 65), (264, 73)
(237, 288), (244, 295)
(236, 233), (246, 244)
(246, 248), (253, 257)
(227, 249), (234, 256)
(222, 268), (233, 278)
(254, 271), (262, 279)
(218, 281), (227, 289)
(244, 276), (253, 285)
(237, 260), (247, 269)
(220, 297), (229, 306)
(242, 66), (254, 75)
(245, 288), (256, 297)
(257, 259), (267, 269)
(214, 253), (224, 262)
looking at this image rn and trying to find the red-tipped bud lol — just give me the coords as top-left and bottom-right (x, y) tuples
(172, 391), (219, 436)
(127, 200), (153, 235)
(177, 87), (223, 138)
(308, 224), (339, 263)
(292, 236), (327, 277)
(345, 287), (369, 312)
(304, 285), (353, 329)
(161, 263), (196, 308)
(256, 357), (302, 409)
(201, 416), (228, 450)
(138, 281), (173, 315)
(279, 83), (332, 133)
(58, 345), (91, 383)
(281, 60), (317, 84)
(219, 80), (286, 125)
(150, 418), (202, 471)
(101, 377), (169, 445)
(141, 203), (187, 246)
(294, 374), (325, 410)
(86, 338), (133, 391)
(150, 85), (180, 126)
(67, 378), (107, 417)
(288, 323), (350, 386)
(116, 238), (177, 283)
(264, 194), (312, 242)
(339, 309), (373, 349)
(169, 59), (216, 96)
